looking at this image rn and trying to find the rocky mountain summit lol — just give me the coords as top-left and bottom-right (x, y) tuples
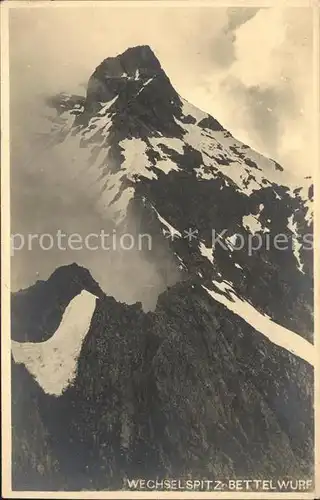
(12, 46), (314, 491)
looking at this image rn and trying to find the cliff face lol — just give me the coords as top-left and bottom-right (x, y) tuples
(11, 263), (104, 342)
(44, 46), (313, 340)
(12, 266), (313, 491)
(11, 45), (314, 491)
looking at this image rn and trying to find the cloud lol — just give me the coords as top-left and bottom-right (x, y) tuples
(209, 7), (260, 68)
(193, 7), (314, 177)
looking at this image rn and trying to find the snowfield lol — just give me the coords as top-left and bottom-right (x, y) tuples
(12, 291), (97, 395)
(202, 282), (314, 366)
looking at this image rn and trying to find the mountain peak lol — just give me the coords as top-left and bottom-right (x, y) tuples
(96, 45), (162, 77)
(114, 45), (162, 74)
(85, 45), (165, 105)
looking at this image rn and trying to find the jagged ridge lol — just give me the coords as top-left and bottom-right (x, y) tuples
(11, 265), (314, 490)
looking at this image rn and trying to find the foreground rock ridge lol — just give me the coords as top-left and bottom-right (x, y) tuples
(12, 46), (314, 490)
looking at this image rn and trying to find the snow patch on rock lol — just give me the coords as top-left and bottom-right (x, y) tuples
(202, 282), (314, 366)
(199, 242), (214, 263)
(11, 291), (97, 396)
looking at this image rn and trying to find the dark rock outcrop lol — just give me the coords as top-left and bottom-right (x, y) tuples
(12, 266), (313, 490)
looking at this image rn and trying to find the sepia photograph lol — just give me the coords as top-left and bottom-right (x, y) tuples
(1, 1), (318, 498)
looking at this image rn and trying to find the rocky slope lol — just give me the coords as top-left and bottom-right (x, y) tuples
(11, 46), (314, 491)
(11, 264), (314, 490)
(44, 45), (314, 340)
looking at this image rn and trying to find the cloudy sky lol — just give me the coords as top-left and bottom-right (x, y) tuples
(10, 4), (315, 174)
(8, 4), (316, 295)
